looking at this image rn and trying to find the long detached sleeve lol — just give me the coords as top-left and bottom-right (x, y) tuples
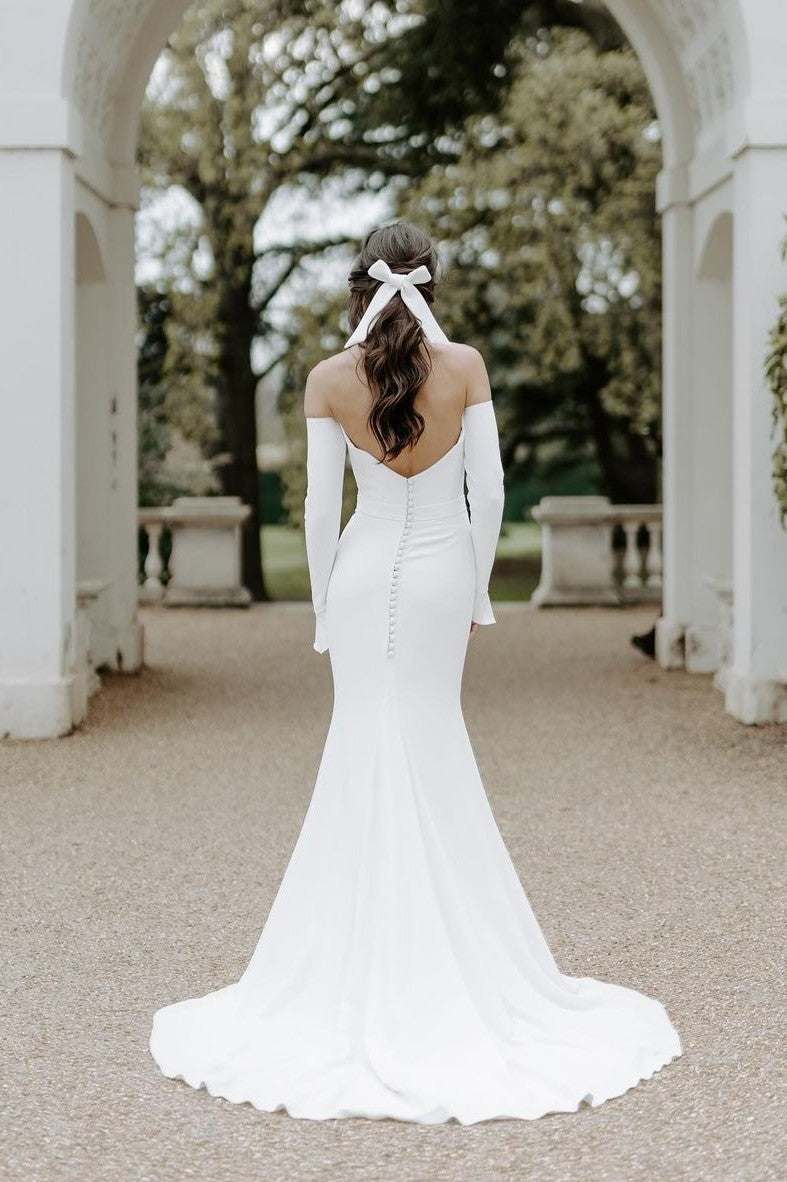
(464, 399), (505, 625)
(304, 416), (347, 653)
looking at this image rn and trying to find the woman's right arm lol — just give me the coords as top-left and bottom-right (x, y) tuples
(462, 349), (505, 627)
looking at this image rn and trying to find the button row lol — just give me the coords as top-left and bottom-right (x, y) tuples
(387, 482), (414, 657)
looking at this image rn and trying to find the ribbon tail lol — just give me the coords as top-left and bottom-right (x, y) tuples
(344, 283), (396, 348)
(401, 287), (449, 344)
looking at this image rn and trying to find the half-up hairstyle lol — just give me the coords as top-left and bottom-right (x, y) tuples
(347, 221), (441, 462)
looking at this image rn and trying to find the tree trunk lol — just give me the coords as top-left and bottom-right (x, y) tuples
(215, 276), (269, 602)
(619, 428), (658, 503)
(577, 356), (656, 504)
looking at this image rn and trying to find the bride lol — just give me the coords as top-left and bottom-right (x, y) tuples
(149, 220), (682, 1124)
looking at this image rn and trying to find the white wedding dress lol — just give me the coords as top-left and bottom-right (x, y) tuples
(149, 387), (682, 1124)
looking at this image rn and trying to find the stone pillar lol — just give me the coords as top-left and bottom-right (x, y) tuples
(531, 497), (618, 606)
(655, 189), (695, 669)
(105, 202), (144, 673)
(0, 149), (78, 737)
(726, 145), (787, 723)
(162, 497), (252, 607)
(684, 205), (734, 674)
(75, 211), (115, 674)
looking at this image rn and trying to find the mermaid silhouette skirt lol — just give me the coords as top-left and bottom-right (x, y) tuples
(149, 422), (682, 1124)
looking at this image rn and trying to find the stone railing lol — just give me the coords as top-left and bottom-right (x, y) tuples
(138, 496), (251, 607)
(530, 496), (663, 606)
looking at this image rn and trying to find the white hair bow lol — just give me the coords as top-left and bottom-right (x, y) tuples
(344, 258), (449, 348)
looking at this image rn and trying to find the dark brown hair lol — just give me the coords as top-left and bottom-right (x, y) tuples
(347, 221), (441, 461)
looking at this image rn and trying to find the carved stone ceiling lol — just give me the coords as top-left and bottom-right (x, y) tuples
(72, 0), (159, 150)
(70, 0), (737, 153)
(648, 0), (736, 136)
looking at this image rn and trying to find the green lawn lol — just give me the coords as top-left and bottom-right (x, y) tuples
(261, 519), (542, 604)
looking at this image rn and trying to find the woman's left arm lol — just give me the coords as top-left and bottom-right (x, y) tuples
(303, 368), (347, 653)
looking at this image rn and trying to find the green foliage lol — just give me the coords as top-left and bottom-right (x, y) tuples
(136, 284), (221, 505)
(138, 0), (457, 593)
(397, 28), (663, 503)
(389, 0), (623, 138)
(137, 0), (381, 437)
(136, 0), (625, 455)
(137, 286), (176, 506)
(765, 227), (787, 526)
(136, 0), (475, 473)
(138, 1), (660, 539)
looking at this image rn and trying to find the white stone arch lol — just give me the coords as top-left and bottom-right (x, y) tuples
(61, 0), (702, 171)
(604, 0), (694, 167)
(75, 208), (106, 282)
(1, 0), (785, 736)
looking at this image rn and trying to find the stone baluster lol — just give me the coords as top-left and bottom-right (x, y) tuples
(606, 521), (619, 588)
(622, 521), (642, 589)
(646, 521), (663, 588)
(139, 518), (165, 602)
(144, 522), (164, 591)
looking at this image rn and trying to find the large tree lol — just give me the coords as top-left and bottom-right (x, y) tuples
(137, 0), (444, 598)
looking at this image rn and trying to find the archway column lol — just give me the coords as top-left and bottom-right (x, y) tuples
(656, 187), (695, 669)
(0, 147), (80, 737)
(105, 201), (145, 675)
(683, 198), (734, 674)
(726, 144), (787, 723)
(76, 208), (113, 674)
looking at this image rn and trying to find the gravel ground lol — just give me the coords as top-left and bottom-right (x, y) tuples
(1, 602), (784, 1182)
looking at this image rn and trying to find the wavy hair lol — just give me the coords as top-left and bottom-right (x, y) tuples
(347, 221), (441, 462)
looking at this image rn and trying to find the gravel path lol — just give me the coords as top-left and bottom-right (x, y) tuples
(1, 602), (784, 1182)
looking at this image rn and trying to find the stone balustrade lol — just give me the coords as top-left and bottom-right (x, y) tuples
(530, 496), (663, 607)
(138, 497), (251, 607)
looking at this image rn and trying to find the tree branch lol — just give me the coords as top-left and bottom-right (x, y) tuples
(253, 234), (356, 321)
